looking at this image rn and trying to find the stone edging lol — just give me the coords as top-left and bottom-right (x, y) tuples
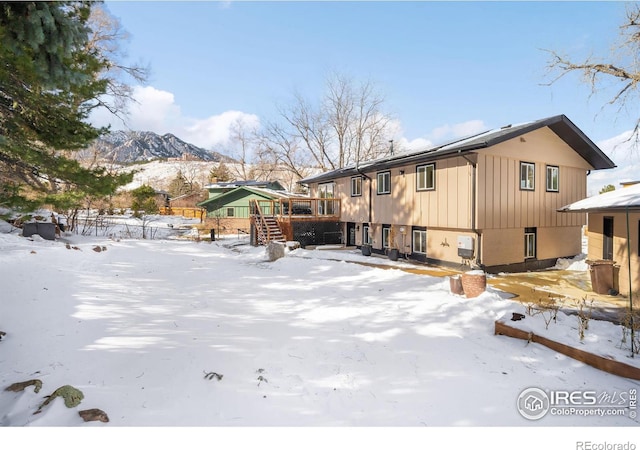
(494, 319), (640, 381)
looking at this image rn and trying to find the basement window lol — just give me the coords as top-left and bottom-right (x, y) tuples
(413, 229), (427, 254)
(363, 224), (371, 245)
(525, 227), (537, 259)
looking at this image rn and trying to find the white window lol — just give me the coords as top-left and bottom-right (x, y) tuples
(520, 162), (535, 190)
(318, 182), (335, 215)
(351, 176), (362, 197)
(363, 225), (371, 245)
(382, 226), (390, 248)
(525, 227), (536, 259)
(546, 165), (559, 192)
(413, 229), (427, 254)
(416, 164), (435, 191)
(377, 171), (391, 194)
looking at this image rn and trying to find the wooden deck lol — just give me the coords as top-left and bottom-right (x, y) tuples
(250, 198), (341, 244)
(252, 198), (341, 222)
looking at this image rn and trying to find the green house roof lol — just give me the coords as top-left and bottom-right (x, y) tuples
(197, 186), (303, 209)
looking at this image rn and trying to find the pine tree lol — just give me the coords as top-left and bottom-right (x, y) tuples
(167, 171), (190, 197)
(130, 185), (158, 217)
(209, 162), (231, 183)
(0, 2), (134, 210)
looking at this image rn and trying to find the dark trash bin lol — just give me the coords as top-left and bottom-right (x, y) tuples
(210, 229), (215, 241)
(587, 259), (619, 295)
(22, 222), (56, 240)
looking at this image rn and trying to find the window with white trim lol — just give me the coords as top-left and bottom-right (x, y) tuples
(525, 227), (536, 259)
(413, 229), (427, 254)
(318, 182), (335, 215)
(351, 176), (362, 197)
(382, 226), (390, 248)
(227, 207), (235, 217)
(363, 224), (371, 245)
(416, 164), (435, 191)
(520, 162), (535, 190)
(377, 171), (391, 194)
(546, 165), (559, 192)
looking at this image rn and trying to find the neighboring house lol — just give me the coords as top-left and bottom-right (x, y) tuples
(197, 181), (300, 234)
(299, 115), (616, 272)
(559, 181), (640, 296)
(203, 180), (286, 200)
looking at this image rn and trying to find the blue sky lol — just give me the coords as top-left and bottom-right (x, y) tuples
(95, 1), (639, 192)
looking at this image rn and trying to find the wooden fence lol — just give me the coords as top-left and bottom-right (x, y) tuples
(159, 207), (205, 221)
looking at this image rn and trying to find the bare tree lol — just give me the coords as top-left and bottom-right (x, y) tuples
(85, 4), (149, 119)
(221, 117), (260, 181)
(256, 121), (316, 180)
(545, 4), (640, 142)
(176, 161), (202, 194)
(262, 73), (395, 175)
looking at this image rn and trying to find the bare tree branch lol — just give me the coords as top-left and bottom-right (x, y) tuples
(544, 4), (640, 146)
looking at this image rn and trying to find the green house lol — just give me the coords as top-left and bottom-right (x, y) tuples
(197, 181), (294, 233)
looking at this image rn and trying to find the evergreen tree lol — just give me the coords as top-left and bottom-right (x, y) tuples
(167, 171), (190, 197)
(0, 2), (133, 210)
(209, 162), (231, 183)
(130, 185), (158, 217)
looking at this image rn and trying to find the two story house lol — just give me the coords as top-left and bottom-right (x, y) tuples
(299, 115), (616, 272)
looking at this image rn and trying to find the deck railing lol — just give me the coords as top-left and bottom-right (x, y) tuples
(250, 198), (341, 220)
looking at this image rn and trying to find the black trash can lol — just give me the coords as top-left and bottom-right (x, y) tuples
(210, 229), (215, 241)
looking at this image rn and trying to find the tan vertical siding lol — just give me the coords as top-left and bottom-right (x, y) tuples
(477, 156), (587, 230)
(587, 212), (640, 296)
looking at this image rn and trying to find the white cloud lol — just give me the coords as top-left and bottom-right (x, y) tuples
(126, 86), (183, 132)
(88, 85), (260, 150)
(588, 131), (640, 196)
(185, 111), (260, 150)
(396, 137), (432, 152)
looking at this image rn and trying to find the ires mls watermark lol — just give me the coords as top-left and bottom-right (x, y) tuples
(517, 387), (637, 421)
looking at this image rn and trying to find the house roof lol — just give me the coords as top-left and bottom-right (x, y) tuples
(558, 183), (640, 213)
(197, 186), (305, 207)
(298, 115), (616, 185)
(205, 180), (285, 190)
(169, 191), (203, 201)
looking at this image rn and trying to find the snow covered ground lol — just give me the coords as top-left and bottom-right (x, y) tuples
(0, 215), (638, 448)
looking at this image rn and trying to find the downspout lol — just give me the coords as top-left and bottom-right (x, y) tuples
(357, 168), (373, 224)
(461, 152), (482, 267)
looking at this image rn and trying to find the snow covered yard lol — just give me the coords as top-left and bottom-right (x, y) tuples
(1, 217), (639, 447)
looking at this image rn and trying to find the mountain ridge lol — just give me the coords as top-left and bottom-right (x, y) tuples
(82, 130), (233, 164)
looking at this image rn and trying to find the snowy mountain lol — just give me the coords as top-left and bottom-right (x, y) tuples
(83, 130), (233, 164)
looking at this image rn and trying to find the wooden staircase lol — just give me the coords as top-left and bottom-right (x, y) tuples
(251, 200), (286, 245)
